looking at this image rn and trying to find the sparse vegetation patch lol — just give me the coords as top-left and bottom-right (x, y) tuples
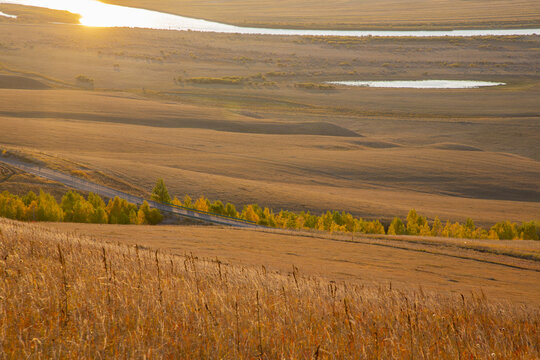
(186, 76), (245, 85)
(75, 74), (94, 88)
(295, 82), (336, 90)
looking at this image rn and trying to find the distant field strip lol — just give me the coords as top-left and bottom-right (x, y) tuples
(254, 228), (540, 271)
(0, 157), (260, 228)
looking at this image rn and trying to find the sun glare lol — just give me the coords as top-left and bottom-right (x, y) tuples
(0, 0), (154, 27)
(1, 0), (539, 37)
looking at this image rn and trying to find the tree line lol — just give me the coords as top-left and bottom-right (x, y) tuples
(151, 179), (385, 234)
(0, 190), (162, 225)
(387, 209), (539, 240)
(1, 178), (537, 240)
(151, 179), (538, 240)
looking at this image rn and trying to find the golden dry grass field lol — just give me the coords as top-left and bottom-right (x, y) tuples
(0, 13), (539, 223)
(1, 218), (539, 358)
(0, 5), (539, 357)
(102, 0), (540, 30)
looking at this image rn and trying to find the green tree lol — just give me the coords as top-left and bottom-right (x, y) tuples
(0, 191), (26, 220)
(260, 207), (276, 227)
(490, 221), (518, 240)
(22, 191), (37, 206)
(210, 200), (226, 215)
(388, 217), (406, 235)
(332, 211), (344, 226)
(72, 198), (94, 223)
(303, 212), (318, 229)
(365, 220), (385, 235)
(151, 178), (171, 204)
(462, 218), (476, 238)
(488, 229), (499, 240)
(37, 190), (63, 222)
(225, 203), (237, 217)
(341, 212), (355, 232)
(90, 206), (108, 224)
(406, 209), (419, 235)
(61, 190), (83, 222)
(138, 201), (151, 225)
(472, 227), (489, 239)
(285, 212), (298, 229)
(322, 211), (334, 231)
(451, 223), (464, 238)
(146, 208), (163, 225)
(137, 201), (163, 225)
(129, 209), (138, 224)
(183, 195), (193, 208)
(88, 192), (107, 223)
(25, 200), (38, 221)
(441, 221), (452, 237)
(106, 197), (132, 224)
(431, 217), (443, 236)
(419, 222), (431, 236)
(88, 192), (106, 209)
(406, 209), (427, 235)
(518, 221), (539, 240)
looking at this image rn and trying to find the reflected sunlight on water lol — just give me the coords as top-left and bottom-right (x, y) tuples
(1, 0), (539, 37)
(0, 10), (16, 18)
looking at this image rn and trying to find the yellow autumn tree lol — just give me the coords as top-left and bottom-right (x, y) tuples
(194, 196), (210, 212)
(242, 205), (260, 223)
(172, 196), (182, 207)
(431, 217), (443, 236)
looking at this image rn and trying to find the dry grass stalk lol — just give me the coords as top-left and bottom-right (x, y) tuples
(57, 244), (68, 324)
(235, 300), (240, 354)
(155, 250), (163, 306)
(256, 290), (264, 357)
(101, 247), (111, 305)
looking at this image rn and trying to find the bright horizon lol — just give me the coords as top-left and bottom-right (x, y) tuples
(1, 0), (539, 36)
(0, 0), (164, 27)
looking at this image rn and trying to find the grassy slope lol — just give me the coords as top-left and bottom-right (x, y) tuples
(0, 88), (538, 224)
(102, 0), (540, 29)
(0, 20), (538, 223)
(1, 218), (539, 358)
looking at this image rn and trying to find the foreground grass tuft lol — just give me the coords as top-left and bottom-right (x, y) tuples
(0, 218), (538, 359)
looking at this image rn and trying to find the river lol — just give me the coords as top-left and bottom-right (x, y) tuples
(1, 0), (539, 37)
